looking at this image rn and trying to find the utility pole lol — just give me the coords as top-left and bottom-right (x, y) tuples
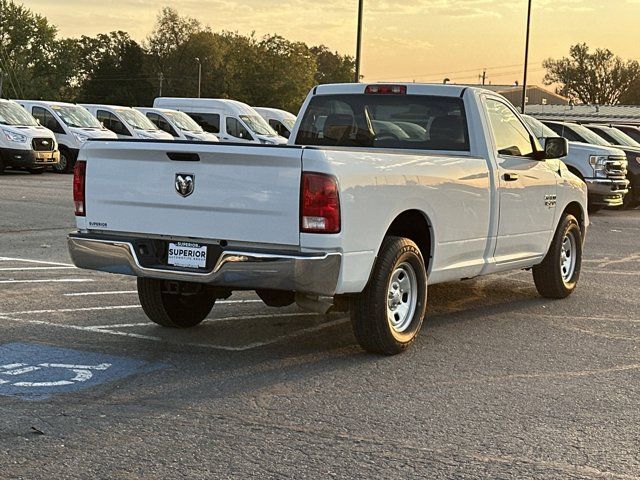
(195, 57), (202, 98)
(354, 0), (364, 83)
(158, 72), (164, 97)
(482, 69), (486, 85)
(0, 68), (4, 98)
(521, 0), (532, 113)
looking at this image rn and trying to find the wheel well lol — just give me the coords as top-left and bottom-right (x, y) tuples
(564, 201), (585, 236)
(384, 210), (432, 269)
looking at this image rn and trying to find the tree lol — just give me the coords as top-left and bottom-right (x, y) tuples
(0, 0), (62, 98)
(543, 43), (640, 105)
(311, 46), (354, 85)
(619, 78), (640, 105)
(76, 32), (154, 106)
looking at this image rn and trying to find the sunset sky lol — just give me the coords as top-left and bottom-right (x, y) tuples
(18, 0), (640, 86)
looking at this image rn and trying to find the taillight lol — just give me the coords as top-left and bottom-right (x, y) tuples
(301, 172), (340, 233)
(365, 84), (407, 95)
(73, 161), (86, 216)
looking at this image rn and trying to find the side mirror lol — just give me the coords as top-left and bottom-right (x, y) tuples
(544, 137), (568, 159)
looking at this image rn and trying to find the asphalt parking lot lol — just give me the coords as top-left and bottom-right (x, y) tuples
(1, 171), (639, 479)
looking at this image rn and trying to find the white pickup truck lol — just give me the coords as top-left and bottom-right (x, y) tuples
(68, 84), (588, 355)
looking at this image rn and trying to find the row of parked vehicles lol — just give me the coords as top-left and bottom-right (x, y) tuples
(0, 97), (296, 174)
(1, 92), (639, 210)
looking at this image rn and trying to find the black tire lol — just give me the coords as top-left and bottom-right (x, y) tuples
(28, 168), (45, 175)
(137, 278), (216, 328)
(54, 150), (72, 174)
(350, 236), (428, 355)
(0, 156), (5, 175)
(587, 204), (602, 214)
(622, 191), (639, 210)
(533, 214), (582, 299)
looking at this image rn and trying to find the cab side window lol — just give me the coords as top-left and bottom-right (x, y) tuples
(226, 118), (252, 140)
(33, 107), (65, 134)
(98, 110), (130, 136)
(486, 99), (535, 157)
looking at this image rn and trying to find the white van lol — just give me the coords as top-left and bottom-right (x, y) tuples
(153, 98), (287, 145)
(254, 107), (297, 139)
(135, 107), (219, 142)
(18, 100), (117, 173)
(81, 105), (174, 141)
(0, 99), (60, 174)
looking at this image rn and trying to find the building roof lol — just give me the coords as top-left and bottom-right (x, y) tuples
(525, 104), (640, 124)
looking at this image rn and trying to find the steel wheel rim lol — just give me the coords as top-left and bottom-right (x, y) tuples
(387, 262), (418, 333)
(560, 232), (577, 283)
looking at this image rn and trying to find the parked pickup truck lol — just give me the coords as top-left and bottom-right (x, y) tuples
(521, 115), (628, 211)
(68, 84), (588, 355)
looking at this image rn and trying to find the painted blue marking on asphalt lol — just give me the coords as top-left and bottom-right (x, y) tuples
(0, 343), (166, 401)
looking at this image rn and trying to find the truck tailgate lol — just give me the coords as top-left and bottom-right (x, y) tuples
(82, 141), (302, 246)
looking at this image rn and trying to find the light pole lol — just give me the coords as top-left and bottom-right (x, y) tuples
(520, 0), (532, 113)
(354, 0), (364, 83)
(195, 57), (202, 98)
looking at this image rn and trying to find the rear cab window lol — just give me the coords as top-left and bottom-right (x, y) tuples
(295, 94), (470, 151)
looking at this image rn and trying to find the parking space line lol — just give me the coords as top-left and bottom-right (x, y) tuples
(0, 313), (347, 352)
(583, 270), (639, 276)
(0, 257), (75, 267)
(2, 305), (139, 315)
(64, 291), (138, 297)
(0, 266), (76, 272)
(88, 312), (323, 330)
(0, 279), (94, 284)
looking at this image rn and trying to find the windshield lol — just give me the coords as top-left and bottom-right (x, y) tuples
(51, 105), (102, 129)
(570, 124), (612, 146)
(117, 109), (158, 131)
(602, 127), (640, 148)
(522, 116), (559, 139)
(240, 115), (278, 136)
(0, 101), (38, 126)
(163, 111), (204, 132)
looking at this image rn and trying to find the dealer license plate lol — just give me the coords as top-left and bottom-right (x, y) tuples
(167, 242), (207, 269)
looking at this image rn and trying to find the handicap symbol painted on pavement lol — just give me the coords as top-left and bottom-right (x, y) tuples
(0, 343), (166, 400)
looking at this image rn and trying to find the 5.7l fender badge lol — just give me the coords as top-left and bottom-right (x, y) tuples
(175, 173), (195, 197)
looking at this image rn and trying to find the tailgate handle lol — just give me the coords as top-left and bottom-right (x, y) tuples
(167, 152), (200, 162)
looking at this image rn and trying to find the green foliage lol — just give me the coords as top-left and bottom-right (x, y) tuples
(543, 43), (640, 105)
(0, 0), (61, 98)
(0, 2), (355, 110)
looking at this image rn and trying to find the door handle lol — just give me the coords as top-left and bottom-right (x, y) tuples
(504, 172), (519, 182)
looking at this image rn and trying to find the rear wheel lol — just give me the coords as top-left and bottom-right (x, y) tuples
(533, 214), (582, 299)
(350, 236), (427, 355)
(137, 278), (216, 328)
(0, 156), (5, 175)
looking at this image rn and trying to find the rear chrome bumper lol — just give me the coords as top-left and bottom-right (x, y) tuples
(67, 234), (341, 296)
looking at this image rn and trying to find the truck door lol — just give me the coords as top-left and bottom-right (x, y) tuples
(484, 97), (558, 263)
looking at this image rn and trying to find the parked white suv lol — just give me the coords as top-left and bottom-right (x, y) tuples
(69, 84), (587, 355)
(0, 99), (60, 174)
(18, 100), (117, 174)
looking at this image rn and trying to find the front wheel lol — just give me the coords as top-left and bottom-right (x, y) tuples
(54, 151), (72, 174)
(533, 214), (582, 299)
(137, 278), (216, 328)
(350, 236), (428, 355)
